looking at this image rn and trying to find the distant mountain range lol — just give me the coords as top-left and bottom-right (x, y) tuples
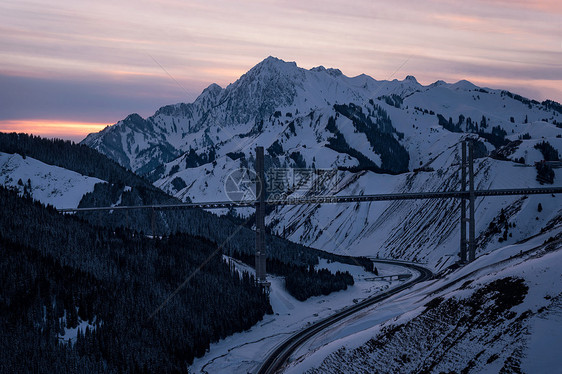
(79, 56), (562, 270)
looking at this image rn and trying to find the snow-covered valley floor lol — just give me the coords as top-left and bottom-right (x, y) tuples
(284, 226), (562, 374)
(190, 257), (415, 373)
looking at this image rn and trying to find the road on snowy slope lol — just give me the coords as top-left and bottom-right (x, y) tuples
(257, 260), (433, 374)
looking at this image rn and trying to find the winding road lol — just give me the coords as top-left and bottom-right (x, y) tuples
(257, 260), (433, 374)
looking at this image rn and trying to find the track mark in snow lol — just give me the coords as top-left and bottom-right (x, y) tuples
(200, 332), (293, 374)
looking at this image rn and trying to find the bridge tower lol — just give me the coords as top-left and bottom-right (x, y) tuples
(255, 147), (270, 291)
(459, 140), (476, 263)
(460, 141), (467, 263)
(468, 140), (476, 262)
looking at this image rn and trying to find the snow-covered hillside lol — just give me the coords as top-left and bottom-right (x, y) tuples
(0, 152), (105, 209)
(81, 57), (562, 269)
(190, 256), (414, 374)
(270, 151), (562, 271)
(284, 225), (562, 374)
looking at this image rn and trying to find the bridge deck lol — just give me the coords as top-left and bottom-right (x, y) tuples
(58, 187), (562, 212)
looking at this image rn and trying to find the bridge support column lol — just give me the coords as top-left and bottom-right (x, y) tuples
(468, 140), (476, 262)
(460, 141), (467, 263)
(255, 146), (269, 290)
(151, 207), (156, 238)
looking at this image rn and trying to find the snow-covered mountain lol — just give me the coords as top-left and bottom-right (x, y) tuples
(82, 56), (562, 269)
(0, 152), (105, 209)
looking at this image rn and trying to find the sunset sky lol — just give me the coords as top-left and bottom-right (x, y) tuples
(1, 0), (561, 141)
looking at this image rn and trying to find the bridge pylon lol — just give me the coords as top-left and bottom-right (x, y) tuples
(460, 141), (467, 263)
(468, 140), (476, 262)
(459, 140), (476, 263)
(255, 146), (270, 292)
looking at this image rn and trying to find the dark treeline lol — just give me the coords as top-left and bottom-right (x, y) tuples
(534, 141), (558, 184)
(285, 267), (354, 301)
(534, 141), (560, 161)
(0, 186), (271, 373)
(233, 252), (354, 301)
(436, 114), (509, 148)
(76, 182), (322, 268)
(377, 94), (403, 109)
(0, 132), (372, 305)
(479, 125), (508, 148)
(536, 162), (555, 184)
(0, 132), (323, 269)
(333, 103), (410, 174)
(318, 253), (374, 273)
(325, 115), (380, 173)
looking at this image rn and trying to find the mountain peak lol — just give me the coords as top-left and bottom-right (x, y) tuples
(404, 75), (418, 83)
(310, 65), (327, 73)
(262, 55), (283, 64)
(124, 113), (145, 123)
(231, 56), (303, 92)
(252, 56), (297, 72)
(310, 65), (343, 77)
(326, 68), (343, 77)
(209, 57), (304, 125)
(430, 80), (447, 87)
(202, 83), (222, 94)
(452, 79), (477, 90)
(198, 83), (223, 101)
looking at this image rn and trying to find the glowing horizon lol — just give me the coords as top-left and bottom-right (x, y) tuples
(0, 120), (109, 142)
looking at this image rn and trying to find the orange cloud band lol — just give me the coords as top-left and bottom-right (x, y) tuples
(0, 119), (109, 141)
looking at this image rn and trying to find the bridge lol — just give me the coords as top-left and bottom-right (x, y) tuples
(58, 187), (562, 212)
(59, 142), (562, 287)
(364, 273), (412, 282)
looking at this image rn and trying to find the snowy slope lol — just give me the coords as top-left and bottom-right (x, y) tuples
(271, 152), (562, 270)
(81, 57), (562, 269)
(284, 225), (562, 374)
(0, 152), (105, 209)
(190, 256), (415, 374)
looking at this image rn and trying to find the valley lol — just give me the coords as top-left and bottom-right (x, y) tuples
(1, 57), (561, 373)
